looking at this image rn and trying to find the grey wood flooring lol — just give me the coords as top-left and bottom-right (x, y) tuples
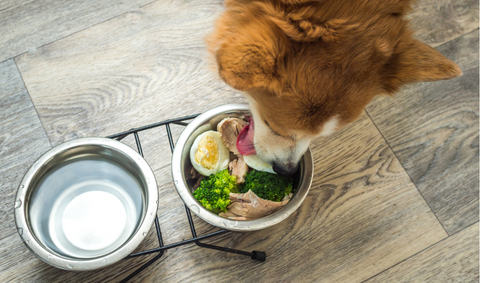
(366, 30), (479, 235)
(0, 0), (478, 282)
(0, 59), (51, 240)
(366, 222), (479, 283)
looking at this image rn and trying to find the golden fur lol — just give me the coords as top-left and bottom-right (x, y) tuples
(207, 0), (461, 174)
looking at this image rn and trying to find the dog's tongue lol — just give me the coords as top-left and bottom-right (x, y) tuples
(237, 118), (256, 155)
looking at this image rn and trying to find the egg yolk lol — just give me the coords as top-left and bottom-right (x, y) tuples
(195, 135), (219, 169)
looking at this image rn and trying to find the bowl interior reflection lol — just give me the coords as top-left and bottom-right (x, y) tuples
(28, 145), (146, 259)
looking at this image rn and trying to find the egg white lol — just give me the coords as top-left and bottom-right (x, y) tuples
(243, 154), (276, 174)
(190, 131), (230, 176)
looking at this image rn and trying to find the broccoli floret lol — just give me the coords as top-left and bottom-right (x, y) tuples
(240, 170), (293, 202)
(194, 169), (238, 213)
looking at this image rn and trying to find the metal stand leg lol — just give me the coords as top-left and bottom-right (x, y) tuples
(184, 205), (266, 262)
(119, 252), (164, 283)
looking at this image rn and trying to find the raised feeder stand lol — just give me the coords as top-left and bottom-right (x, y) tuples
(107, 114), (266, 283)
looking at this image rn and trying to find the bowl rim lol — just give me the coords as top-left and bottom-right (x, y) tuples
(14, 137), (158, 271)
(171, 103), (314, 232)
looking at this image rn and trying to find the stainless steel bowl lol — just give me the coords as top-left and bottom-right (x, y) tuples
(14, 137), (158, 271)
(171, 104), (314, 231)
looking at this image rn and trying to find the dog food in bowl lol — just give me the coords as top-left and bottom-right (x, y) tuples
(14, 138), (158, 271)
(190, 116), (295, 220)
(171, 104), (314, 232)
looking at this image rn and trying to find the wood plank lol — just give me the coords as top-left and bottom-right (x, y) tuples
(365, 222), (479, 283)
(1, 0), (476, 64)
(0, 0), (32, 14)
(0, 231), (170, 282)
(0, 59), (51, 240)
(407, 0), (479, 47)
(366, 30), (479, 235)
(0, 0), (157, 62)
(0, 111), (448, 282)
(15, 0), (242, 147)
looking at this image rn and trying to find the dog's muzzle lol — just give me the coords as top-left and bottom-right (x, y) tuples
(273, 162), (298, 175)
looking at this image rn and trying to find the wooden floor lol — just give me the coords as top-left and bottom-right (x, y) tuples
(0, 0), (478, 282)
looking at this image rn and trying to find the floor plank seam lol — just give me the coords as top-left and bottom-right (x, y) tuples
(13, 61), (53, 149)
(0, 0), (188, 65)
(360, 220), (479, 283)
(0, 57), (14, 66)
(0, 0), (37, 16)
(363, 109), (449, 235)
(0, 232), (17, 243)
(139, 0), (169, 9)
(430, 28), (480, 50)
(7, 7), (150, 63)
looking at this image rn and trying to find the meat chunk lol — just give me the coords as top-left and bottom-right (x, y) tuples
(219, 190), (292, 220)
(190, 167), (200, 179)
(192, 175), (204, 191)
(190, 167), (204, 192)
(217, 118), (248, 155)
(218, 117), (250, 183)
(228, 155), (249, 183)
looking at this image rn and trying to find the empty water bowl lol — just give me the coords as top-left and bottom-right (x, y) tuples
(14, 137), (158, 270)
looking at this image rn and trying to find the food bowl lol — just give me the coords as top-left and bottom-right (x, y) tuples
(14, 138), (158, 271)
(171, 104), (314, 231)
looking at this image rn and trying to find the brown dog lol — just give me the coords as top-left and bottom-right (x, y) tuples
(207, 0), (461, 175)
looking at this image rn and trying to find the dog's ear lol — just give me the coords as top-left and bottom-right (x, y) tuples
(214, 22), (286, 93)
(382, 38), (462, 93)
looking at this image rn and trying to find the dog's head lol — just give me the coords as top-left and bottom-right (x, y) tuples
(208, 0), (461, 174)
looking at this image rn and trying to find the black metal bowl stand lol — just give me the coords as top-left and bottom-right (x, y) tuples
(107, 114), (266, 283)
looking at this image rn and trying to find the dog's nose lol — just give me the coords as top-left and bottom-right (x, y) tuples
(272, 162), (298, 176)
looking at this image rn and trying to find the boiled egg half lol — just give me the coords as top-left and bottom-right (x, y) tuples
(190, 131), (230, 176)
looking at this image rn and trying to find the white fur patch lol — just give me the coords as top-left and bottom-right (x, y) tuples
(319, 116), (339, 137)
